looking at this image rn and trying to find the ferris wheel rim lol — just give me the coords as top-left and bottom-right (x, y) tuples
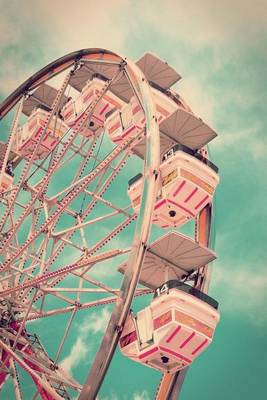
(0, 48), (125, 120)
(0, 48), (160, 400)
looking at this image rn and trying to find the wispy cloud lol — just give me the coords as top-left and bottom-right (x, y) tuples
(133, 391), (150, 400)
(134, 0), (267, 48)
(212, 264), (267, 325)
(178, 76), (216, 124)
(36, 0), (127, 55)
(60, 336), (89, 375)
(79, 308), (111, 335)
(60, 307), (111, 374)
(0, 2), (45, 95)
(98, 390), (150, 400)
(212, 123), (264, 155)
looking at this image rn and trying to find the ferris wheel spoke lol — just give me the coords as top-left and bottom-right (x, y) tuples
(5, 181), (134, 307)
(14, 349), (81, 390)
(0, 330), (28, 348)
(52, 206), (132, 238)
(24, 212), (137, 308)
(45, 151), (130, 270)
(26, 287), (153, 323)
(6, 235), (51, 287)
(0, 339), (64, 400)
(41, 287), (118, 294)
(0, 64), (123, 253)
(11, 289), (38, 350)
(28, 297), (118, 321)
(37, 270), (123, 304)
(84, 191), (132, 217)
(1, 130), (141, 273)
(1, 248), (126, 298)
(1, 344), (21, 399)
(53, 309), (77, 367)
(0, 322), (81, 397)
(0, 69), (75, 236)
(13, 349), (82, 391)
(0, 49), (171, 398)
(47, 141), (128, 206)
(56, 133), (98, 173)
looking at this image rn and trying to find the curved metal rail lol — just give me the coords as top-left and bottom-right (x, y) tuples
(0, 48), (160, 399)
(0, 48), (120, 120)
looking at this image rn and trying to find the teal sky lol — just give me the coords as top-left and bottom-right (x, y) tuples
(1, 1), (267, 399)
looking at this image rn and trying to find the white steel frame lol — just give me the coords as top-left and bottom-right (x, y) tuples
(0, 49), (160, 400)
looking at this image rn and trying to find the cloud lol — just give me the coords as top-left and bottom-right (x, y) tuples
(1, 0), (265, 144)
(135, 0), (267, 48)
(98, 390), (150, 400)
(0, 13), (20, 46)
(211, 264), (267, 325)
(0, 0), (129, 97)
(249, 137), (267, 161)
(60, 307), (111, 374)
(0, 56), (36, 95)
(97, 395), (119, 400)
(0, 2), (48, 97)
(79, 308), (111, 335)
(60, 336), (89, 374)
(133, 391), (150, 400)
(212, 123), (264, 154)
(36, 0), (127, 55)
(178, 76), (216, 124)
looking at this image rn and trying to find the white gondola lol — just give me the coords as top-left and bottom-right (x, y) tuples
(128, 145), (219, 228)
(14, 107), (69, 159)
(62, 77), (124, 137)
(104, 102), (135, 144)
(119, 281), (220, 373)
(105, 87), (179, 144)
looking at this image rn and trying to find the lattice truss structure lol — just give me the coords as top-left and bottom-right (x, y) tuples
(0, 49), (219, 400)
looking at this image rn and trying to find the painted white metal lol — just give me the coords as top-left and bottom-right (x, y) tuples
(105, 85), (177, 145)
(119, 231), (216, 289)
(128, 149), (219, 228)
(120, 287), (220, 373)
(0, 48), (161, 400)
(78, 55), (160, 400)
(14, 108), (69, 159)
(0, 47), (219, 400)
(136, 52), (182, 89)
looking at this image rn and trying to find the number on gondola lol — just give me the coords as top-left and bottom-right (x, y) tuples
(155, 283), (169, 297)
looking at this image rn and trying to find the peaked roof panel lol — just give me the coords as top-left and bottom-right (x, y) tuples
(136, 53), (181, 89)
(70, 62), (120, 92)
(119, 231), (216, 289)
(22, 83), (68, 116)
(159, 109), (217, 150)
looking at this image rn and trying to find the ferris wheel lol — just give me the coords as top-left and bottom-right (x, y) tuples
(0, 48), (220, 400)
